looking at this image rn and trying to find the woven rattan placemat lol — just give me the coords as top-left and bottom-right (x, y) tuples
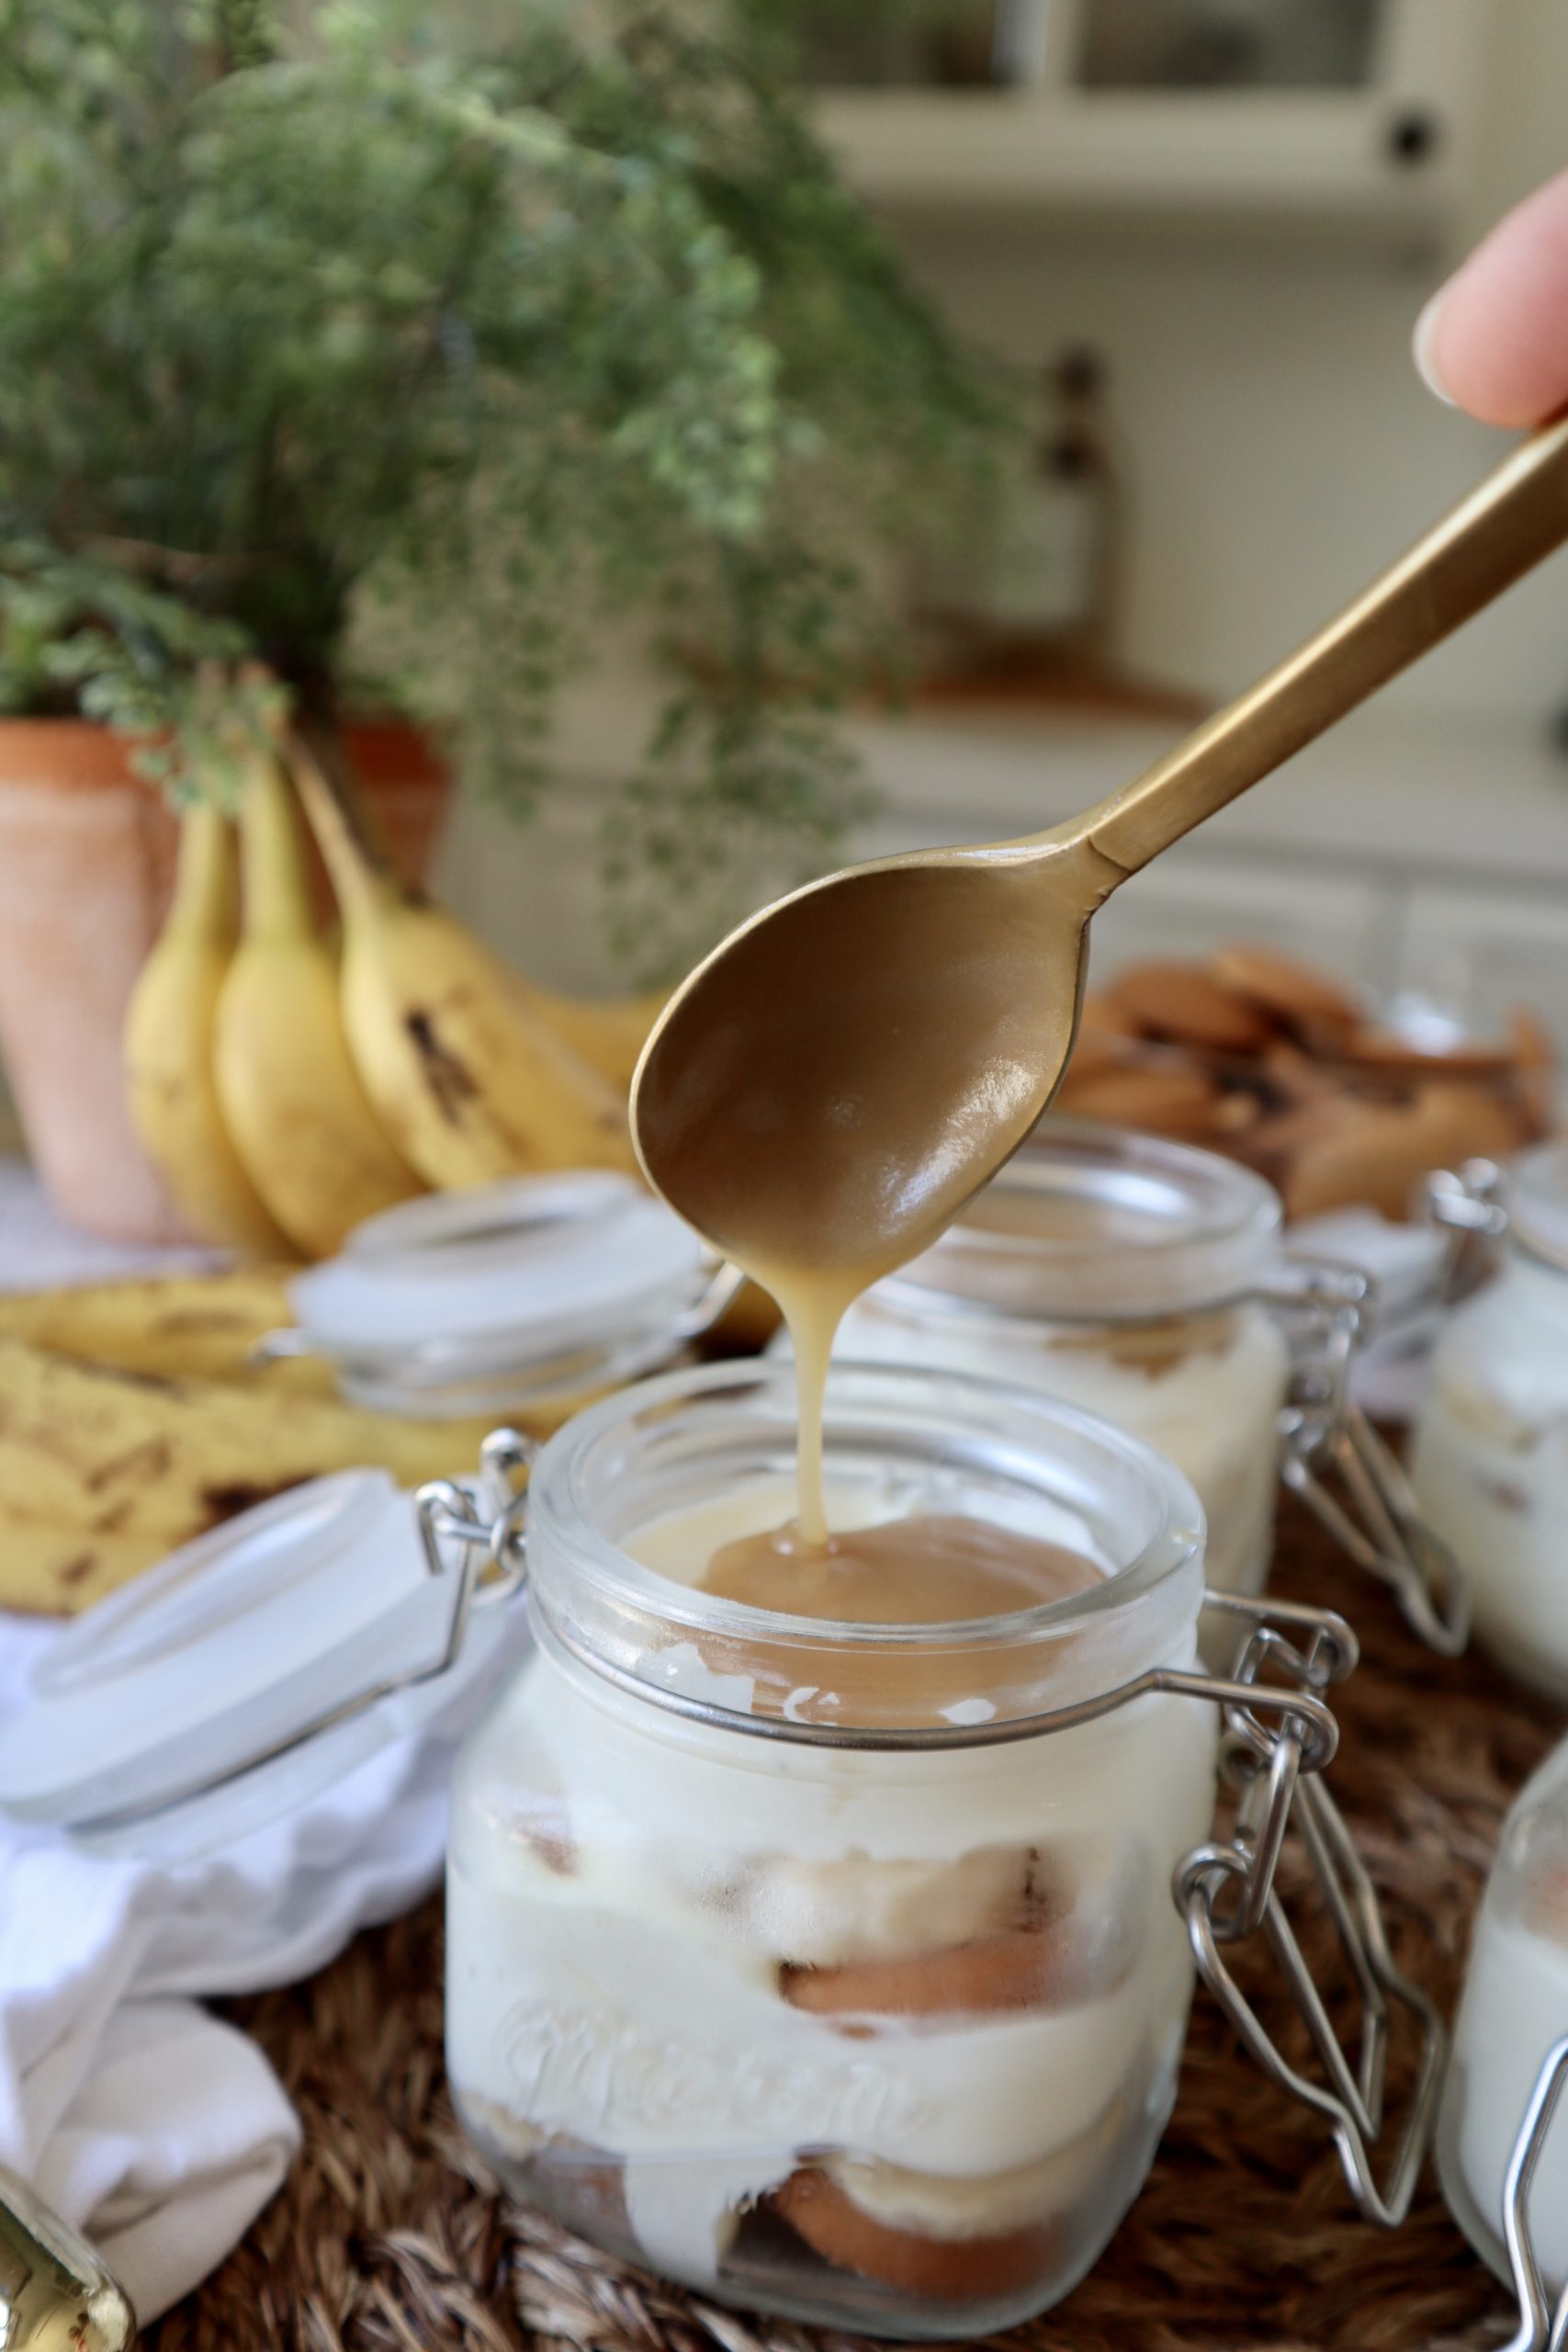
(145, 1498), (1560, 2352)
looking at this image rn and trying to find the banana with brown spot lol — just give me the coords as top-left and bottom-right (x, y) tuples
(289, 736), (634, 1189)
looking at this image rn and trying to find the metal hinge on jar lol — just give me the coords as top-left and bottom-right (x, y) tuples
(1485, 2037), (1568, 2352)
(1267, 1261), (1470, 1657)
(1174, 1591), (1447, 2228)
(1427, 1157), (1511, 1250)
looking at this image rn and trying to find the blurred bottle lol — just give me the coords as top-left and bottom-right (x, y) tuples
(984, 346), (1121, 659)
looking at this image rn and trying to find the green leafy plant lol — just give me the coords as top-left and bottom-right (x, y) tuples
(0, 0), (998, 967)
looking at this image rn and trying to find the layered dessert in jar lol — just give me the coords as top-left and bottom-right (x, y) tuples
(446, 1361), (1217, 2335)
(835, 1124), (1290, 1609)
(1412, 1143), (1568, 1696)
(1440, 1736), (1568, 2289)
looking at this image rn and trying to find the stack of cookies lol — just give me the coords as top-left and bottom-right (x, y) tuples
(1054, 944), (1556, 1221)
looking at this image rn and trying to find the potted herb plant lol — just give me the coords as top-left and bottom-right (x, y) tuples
(0, 0), (994, 1237)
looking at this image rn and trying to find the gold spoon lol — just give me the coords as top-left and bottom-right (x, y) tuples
(633, 416), (1568, 1302)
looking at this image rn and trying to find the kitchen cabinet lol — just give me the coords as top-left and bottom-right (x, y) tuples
(807, 0), (1489, 242)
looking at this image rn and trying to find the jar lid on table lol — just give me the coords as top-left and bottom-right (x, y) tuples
(0, 1444), (532, 1860)
(275, 1171), (723, 1415)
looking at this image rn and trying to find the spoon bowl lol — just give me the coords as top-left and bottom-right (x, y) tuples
(633, 829), (1117, 1282)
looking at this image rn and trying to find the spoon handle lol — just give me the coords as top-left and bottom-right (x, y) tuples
(1078, 413), (1568, 879)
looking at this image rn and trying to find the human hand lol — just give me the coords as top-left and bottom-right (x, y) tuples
(1416, 165), (1568, 426)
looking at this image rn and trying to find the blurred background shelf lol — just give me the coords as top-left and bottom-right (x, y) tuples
(808, 0), (1488, 243)
(440, 696), (1568, 1056)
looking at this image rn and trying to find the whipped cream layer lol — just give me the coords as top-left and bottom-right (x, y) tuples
(1412, 1261), (1568, 1695)
(446, 1481), (1215, 2301)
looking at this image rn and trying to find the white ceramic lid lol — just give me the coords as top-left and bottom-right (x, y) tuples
(291, 1171), (707, 1357)
(0, 1470), (527, 1858)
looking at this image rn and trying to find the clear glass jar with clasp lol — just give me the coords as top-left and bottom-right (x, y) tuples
(444, 1359), (1442, 2337)
(1440, 1731), (1568, 2320)
(833, 1121), (1465, 1657)
(1413, 1143), (1568, 1695)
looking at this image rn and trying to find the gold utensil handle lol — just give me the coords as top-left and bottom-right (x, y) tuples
(1080, 413), (1568, 878)
(0, 2166), (135, 2351)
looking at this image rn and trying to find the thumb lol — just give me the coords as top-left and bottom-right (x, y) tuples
(1416, 165), (1568, 427)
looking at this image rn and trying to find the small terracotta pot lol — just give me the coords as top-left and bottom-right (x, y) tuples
(0, 718), (450, 1243)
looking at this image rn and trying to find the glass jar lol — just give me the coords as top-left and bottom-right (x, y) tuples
(446, 1359), (1438, 2335)
(1412, 1143), (1568, 1695)
(835, 1125), (1287, 1610)
(1439, 1732), (1568, 2301)
(829, 1122), (1466, 1656)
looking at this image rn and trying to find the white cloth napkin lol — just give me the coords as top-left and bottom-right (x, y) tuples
(0, 1611), (463, 2322)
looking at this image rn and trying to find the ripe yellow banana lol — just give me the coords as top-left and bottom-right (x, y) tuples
(525, 982), (671, 1093)
(0, 1506), (171, 1616)
(289, 737), (634, 1190)
(123, 806), (293, 1254)
(0, 1266), (333, 1395)
(0, 1335), (496, 1541)
(216, 762), (423, 1257)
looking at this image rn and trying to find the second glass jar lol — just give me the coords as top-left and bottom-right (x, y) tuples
(835, 1122), (1291, 1607)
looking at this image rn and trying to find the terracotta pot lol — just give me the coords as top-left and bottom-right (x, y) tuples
(0, 718), (451, 1243)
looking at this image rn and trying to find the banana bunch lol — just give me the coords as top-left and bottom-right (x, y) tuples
(0, 1332), (499, 1615)
(215, 761), (423, 1256)
(289, 740), (637, 1191)
(123, 808), (292, 1255)
(0, 1264), (331, 1393)
(0, 1267), (602, 1613)
(123, 743), (663, 1257)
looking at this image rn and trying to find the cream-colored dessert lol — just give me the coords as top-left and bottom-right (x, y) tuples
(446, 1468), (1215, 2318)
(1411, 1262), (1568, 1696)
(1441, 1864), (1568, 2288)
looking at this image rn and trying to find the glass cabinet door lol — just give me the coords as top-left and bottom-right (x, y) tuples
(1073, 0), (1386, 91)
(795, 3), (1044, 89)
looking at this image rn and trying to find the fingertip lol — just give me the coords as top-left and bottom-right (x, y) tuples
(1414, 166), (1568, 428)
(1412, 288), (1458, 408)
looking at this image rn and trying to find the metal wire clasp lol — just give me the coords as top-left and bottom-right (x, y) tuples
(1268, 1261), (1470, 1657)
(1427, 1157), (1510, 1249)
(1495, 2038), (1568, 2352)
(1175, 1593), (1446, 2229)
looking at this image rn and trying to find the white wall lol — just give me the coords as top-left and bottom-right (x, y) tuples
(883, 0), (1568, 720)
